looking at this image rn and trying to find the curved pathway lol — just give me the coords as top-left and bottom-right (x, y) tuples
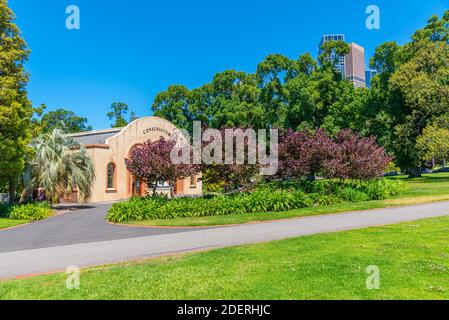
(1, 201), (449, 279)
(0, 203), (197, 253)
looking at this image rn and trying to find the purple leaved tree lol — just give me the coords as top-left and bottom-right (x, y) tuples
(278, 129), (336, 181)
(324, 130), (393, 180)
(125, 137), (200, 198)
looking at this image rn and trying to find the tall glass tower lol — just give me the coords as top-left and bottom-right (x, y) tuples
(318, 34), (346, 76)
(318, 34), (367, 88)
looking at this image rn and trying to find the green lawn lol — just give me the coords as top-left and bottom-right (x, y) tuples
(0, 218), (28, 230)
(2, 216), (449, 299)
(127, 173), (449, 227)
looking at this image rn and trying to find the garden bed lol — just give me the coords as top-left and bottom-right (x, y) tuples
(107, 179), (404, 223)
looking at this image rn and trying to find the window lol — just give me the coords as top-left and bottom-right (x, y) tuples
(190, 175), (196, 188)
(107, 163), (115, 189)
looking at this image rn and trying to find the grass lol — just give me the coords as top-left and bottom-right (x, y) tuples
(0, 218), (28, 230)
(126, 173), (449, 227)
(2, 216), (449, 299)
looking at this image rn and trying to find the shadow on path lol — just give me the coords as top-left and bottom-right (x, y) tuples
(0, 202), (197, 253)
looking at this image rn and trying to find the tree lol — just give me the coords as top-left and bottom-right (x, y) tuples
(416, 125), (449, 166)
(125, 138), (199, 197)
(40, 108), (92, 133)
(369, 10), (449, 177)
(278, 129), (336, 181)
(201, 127), (260, 192)
(278, 129), (391, 181)
(0, 0), (34, 203)
(23, 129), (95, 203)
(107, 102), (135, 128)
(152, 85), (193, 131)
(325, 130), (392, 180)
(318, 40), (350, 73)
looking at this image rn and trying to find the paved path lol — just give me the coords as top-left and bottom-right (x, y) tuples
(0, 203), (196, 253)
(1, 201), (449, 279)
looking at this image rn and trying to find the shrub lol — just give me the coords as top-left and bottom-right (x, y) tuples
(340, 187), (369, 202)
(107, 190), (314, 223)
(8, 202), (53, 221)
(360, 179), (405, 200)
(0, 202), (12, 218)
(107, 178), (406, 223)
(259, 178), (405, 201)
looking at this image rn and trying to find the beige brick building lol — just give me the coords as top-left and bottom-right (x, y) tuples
(68, 116), (202, 203)
(345, 43), (366, 88)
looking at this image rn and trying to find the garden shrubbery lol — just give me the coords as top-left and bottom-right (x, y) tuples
(0, 202), (53, 221)
(107, 179), (406, 223)
(107, 190), (313, 223)
(0, 202), (12, 218)
(260, 179), (405, 200)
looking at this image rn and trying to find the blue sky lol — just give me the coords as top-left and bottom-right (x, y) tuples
(9, 0), (448, 129)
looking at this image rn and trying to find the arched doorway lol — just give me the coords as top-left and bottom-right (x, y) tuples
(127, 143), (148, 198)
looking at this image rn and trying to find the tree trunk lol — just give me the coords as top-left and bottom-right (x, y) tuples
(408, 166), (422, 178)
(169, 181), (175, 199)
(152, 181), (157, 196)
(19, 188), (28, 204)
(8, 178), (16, 204)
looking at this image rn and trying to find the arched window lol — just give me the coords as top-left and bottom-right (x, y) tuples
(107, 163), (116, 189)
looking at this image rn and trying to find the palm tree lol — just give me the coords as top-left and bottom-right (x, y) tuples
(23, 129), (95, 203)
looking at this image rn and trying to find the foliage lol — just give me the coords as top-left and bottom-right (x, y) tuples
(107, 189), (313, 223)
(277, 128), (335, 180)
(6, 201), (53, 221)
(107, 102), (137, 128)
(40, 108), (92, 134)
(0, 0), (34, 203)
(416, 125), (449, 163)
(0, 202), (11, 217)
(24, 129), (95, 203)
(278, 129), (392, 180)
(108, 178), (405, 222)
(149, 10), (449, 180)
(151, 52), (363, 134)
(261, 178), (405, 201)
(125, 137), (200, 197)
(340, 188), (369, 203)
(200, 127), (260, 192)
(369, 10), (449, 176)
(325, 130), (393, 179)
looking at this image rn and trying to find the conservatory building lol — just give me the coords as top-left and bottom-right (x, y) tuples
(67, 116), (202, 203)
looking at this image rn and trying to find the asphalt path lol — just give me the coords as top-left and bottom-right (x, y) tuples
(1, 201), (449, 279)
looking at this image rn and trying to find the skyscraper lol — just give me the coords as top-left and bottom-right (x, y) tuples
(365, 69), (378, 88)
(345, 43), (366, 88)
(318, 34), (346, 76)
(318, 34), (366, 88)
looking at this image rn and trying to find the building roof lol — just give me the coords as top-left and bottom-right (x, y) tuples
(67, 127), (123, 145)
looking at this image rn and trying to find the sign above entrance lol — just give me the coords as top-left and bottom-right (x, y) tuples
(142, 127), (172, 137)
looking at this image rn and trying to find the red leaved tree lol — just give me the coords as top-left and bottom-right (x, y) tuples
(201, 127), (260, 192)
(125, 137), (200, 197)
(278, 129), (336, 181)
(323, 130), (393, 179)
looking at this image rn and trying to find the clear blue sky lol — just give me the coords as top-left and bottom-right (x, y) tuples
(9, 0), (448, 129)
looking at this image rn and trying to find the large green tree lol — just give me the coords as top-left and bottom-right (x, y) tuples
(40, 108), (92, 133)
(107, 102), (136, 128)
(0, 0), (34, 202)
(152, 52), (363, 135)
(369, 10), (449, 177)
